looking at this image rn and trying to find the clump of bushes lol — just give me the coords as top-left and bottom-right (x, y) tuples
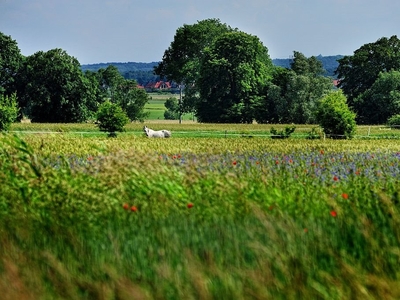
(270, 125), (296, 139)
(0, 93), (18, 131)
(95, 101), (129, 137)
(387, 114), (400, 129)
(306, 127), (322, 140)
(315, 90), (356, 139)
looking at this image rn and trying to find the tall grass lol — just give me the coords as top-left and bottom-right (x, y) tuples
(0, 132), (399, 299)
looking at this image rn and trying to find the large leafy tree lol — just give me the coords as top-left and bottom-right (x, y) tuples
(197, 31), (273, 123)
(92, 65), (149, 121)
(17, 48), (95, 122)
(255, 52), (332, 124)
(0, 32), (24, 96)
(154, 19), (234, 114)
(336, 35), (400, 109)
(354, 70), (400, 124)
(97, 65), (124, 101)
(115, 80), (149, 122)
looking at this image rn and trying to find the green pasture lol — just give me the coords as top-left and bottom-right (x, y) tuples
(145, 93), (196, 121)
(0, 125), (400, 299)
(9, 122), (400, 140)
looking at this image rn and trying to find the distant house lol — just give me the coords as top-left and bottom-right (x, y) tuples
(145, 81), (172, 91)
(333, 79), (340, 87)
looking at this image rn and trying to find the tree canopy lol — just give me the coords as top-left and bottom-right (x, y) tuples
(336, 35), (400, 105)
(354, 70), (400, 124)
(255, 52), (333, 124)
(17, 48), (95, 123)
(90, 65), (149, 121)
(336, 35), (400, 124)
(290, 51), (325, 76)
(0, 32), (23, 96)
(197, 31), (273, 123)
(154, 19), (235, 114)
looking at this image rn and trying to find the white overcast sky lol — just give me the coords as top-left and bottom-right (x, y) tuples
(1, 0), (399, 64)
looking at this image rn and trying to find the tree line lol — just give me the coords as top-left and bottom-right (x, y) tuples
(1, 19), (400, 134)
(0, 33), (149, 128)
(155, 19), (400, 127)
(80, 55), (342, 86)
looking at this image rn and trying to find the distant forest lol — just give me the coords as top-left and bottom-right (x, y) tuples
(81, 55), (343, 86)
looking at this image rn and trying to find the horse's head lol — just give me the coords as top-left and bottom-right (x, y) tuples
(143, 126), (149, 136)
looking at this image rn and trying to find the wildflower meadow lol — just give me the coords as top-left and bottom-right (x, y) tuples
(0, 123), (399, 299)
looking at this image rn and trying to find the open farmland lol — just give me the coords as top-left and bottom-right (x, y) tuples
(1, 123), (400, 299)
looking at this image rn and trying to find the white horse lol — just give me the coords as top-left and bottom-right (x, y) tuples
(143, 126), (171, 138)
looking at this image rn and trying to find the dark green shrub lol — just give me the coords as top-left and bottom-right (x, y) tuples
(306, 127), (322, 140)
(315, 90), (356, 139)
(270, 125), (296, 139)
(96, 101), (129, 137)
(387, 114), (400, 129)
(0, 93), (18, 131)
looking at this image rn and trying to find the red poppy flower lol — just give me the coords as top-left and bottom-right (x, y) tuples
(131, 206), (137, 212)
(187, 203), (194, 209)
(330, 210), (337, 217)
(123, 203), (129, 210)
(232, 161), (237, 165)
(275, 160), (279, 165)
(333, 176), (339, 181)
(342, 193), (349, 199)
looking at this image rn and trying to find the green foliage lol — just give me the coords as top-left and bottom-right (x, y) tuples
(316, 90), (356, 139)
(354, 70), (400, 124)
(0, 32), (23, 96)
(164, 97), (180, 120)
(336, 35), (400, 111)
(306, 127), (322, 139)
(290, 51), (325, 76)
(255, 56), (333, 124)
(155, 18), (233, 84)
(90, 65), (149, 121)
(270, 125), (296, 138)
(155, 19), (234, 114)
(95, 101), (129, 137)
(387, 114), (400, 129)
(0, 93), (18, 131)
(17, 48), (95, 123)
(197, 31), (273, 123)
(116, 80), (149, 122)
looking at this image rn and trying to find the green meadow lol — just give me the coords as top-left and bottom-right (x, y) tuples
(145, 93), (196, 121)
(1, 122), (400, 299)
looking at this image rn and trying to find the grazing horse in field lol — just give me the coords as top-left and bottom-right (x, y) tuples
(143, 126), (171, 138)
